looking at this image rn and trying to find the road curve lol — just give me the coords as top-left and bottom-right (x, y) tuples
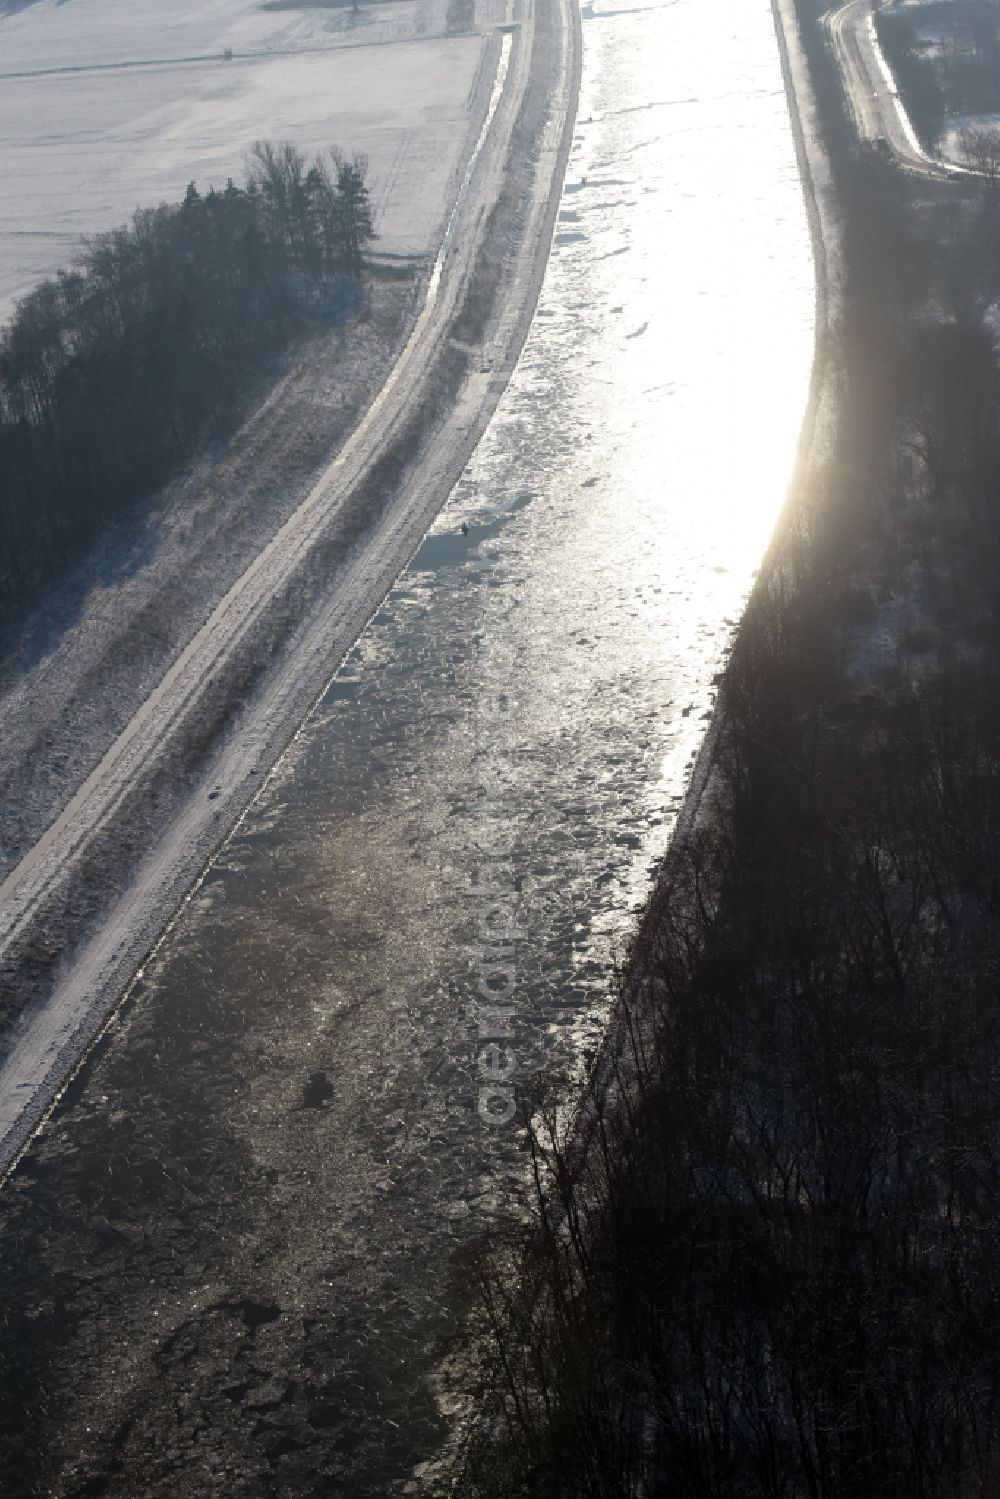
(825, 0), (971, 179)
(0, 0), (581, 1178)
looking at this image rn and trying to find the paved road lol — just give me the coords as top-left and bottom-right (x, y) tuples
(825, 0), (970, 179)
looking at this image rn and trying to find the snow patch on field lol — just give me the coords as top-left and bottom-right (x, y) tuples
(0, 0), (493, 318)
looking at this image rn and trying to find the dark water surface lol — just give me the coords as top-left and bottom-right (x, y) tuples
(0, 0), (813, 1493)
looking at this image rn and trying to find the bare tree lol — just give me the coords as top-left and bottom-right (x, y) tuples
(957, 124), (1000, 187)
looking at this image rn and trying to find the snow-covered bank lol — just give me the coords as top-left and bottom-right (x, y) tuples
(772, 0), (840, 329)
(0, 0), (580, 1179)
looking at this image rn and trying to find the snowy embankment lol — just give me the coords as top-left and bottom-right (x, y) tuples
(0, 0), (581, 1176)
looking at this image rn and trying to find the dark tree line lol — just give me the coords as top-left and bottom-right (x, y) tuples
(462, 14), (1000, 1499)
(0, 142), (373, 630)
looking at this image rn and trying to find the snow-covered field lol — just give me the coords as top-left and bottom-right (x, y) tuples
(0, 0), (496, 319)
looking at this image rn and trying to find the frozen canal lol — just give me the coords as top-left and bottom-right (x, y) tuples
(0, 0), (814, 1492)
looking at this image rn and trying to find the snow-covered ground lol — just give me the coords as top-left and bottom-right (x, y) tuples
(0, 0), (578, 1178)
(0, 0), (498, 319)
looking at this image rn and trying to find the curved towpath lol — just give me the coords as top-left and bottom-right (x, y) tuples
(826, 0), (973, 178)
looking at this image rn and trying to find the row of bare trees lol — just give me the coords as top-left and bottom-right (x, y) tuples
(0, 142), (374, 634)
(244, 141), (374, 278)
